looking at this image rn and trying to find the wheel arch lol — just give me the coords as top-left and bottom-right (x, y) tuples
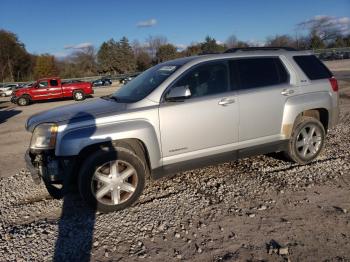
(73, 89), (84, 96)
(301, 108), (329, 132)
(56, 120), (161, 170)
(77, 138), (151, 173)
(281, 92), (332, 138)
(19, 93), (32, 100)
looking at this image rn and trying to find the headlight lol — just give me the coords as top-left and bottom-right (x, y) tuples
(30, 123), (58, 150)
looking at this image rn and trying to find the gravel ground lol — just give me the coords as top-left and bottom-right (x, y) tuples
(0, 76), (350, 261)
(0, 85), (119, 178)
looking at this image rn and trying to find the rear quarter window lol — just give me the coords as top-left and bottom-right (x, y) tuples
(293, 55), (332, 80)
(50, 79), (59, 86)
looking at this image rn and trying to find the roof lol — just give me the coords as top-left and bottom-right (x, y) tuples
(167, 49), (313, 67)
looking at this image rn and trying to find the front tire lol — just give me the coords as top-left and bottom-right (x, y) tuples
(78, 147), (146, 213)
(285, 116), (325, 165)
(44, 180), (64, 199)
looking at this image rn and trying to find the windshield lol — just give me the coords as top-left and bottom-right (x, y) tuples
(112, 64), (180, 102)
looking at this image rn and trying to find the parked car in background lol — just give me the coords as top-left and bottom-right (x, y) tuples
(11, 77), (93, 106)
(24, 48), (339, 212)
(317, 50), (350, 61)
(0, 86), (17, 97)
(120, 76), (134, 85)
(0, 83), (19, 92)
(62, 79), (82, 85)
(92, 77), (112, 87)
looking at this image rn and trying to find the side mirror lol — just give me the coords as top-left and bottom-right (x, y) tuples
(165, 85), (191, 101)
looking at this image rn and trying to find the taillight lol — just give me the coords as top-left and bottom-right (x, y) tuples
(329, 77), (338, 92)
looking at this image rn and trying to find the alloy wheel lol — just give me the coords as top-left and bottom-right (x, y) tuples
(295, 123), (323, 159)
(18, 98), (27, 105)
(91, 160), (138, 205)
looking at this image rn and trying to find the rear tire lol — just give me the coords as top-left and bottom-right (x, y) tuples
(78, 147), (146, 213)
(284, 116), (325, 165)
(73, 90), (85, 101)
(17, 96), (30, 106)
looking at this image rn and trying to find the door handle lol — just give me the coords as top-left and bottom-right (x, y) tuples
(218, 98), (235, 106)
(281, 89), (294, 96)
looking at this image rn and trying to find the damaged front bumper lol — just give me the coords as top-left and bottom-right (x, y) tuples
(25, 149), (41, 184)
(11, 96), (17, 103)
(24, 149), (76, 185)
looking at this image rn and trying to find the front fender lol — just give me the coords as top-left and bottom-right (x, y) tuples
(56, 119), (161, 169)
(281, 92), (332, 138)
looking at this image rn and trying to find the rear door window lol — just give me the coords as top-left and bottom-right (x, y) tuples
(229, 57), (289, 90)
(293, 55), (332, 80)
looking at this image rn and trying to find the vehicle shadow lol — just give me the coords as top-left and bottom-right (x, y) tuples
(53, 112), (114, 261)
(53, 193), (96, 261)
(0, 108), (21, 124)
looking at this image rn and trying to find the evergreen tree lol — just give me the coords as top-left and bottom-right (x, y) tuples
(156, 44), (178, 62)
(200, 36), (225, 54)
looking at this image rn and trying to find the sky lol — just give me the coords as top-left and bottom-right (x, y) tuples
(0, 0), (349, 57)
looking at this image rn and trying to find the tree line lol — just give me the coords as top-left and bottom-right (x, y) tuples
(1, 18), (350, 82)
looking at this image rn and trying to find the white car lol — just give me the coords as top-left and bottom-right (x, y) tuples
(0, 86), (17, 97)
(0, 84), (19, 92)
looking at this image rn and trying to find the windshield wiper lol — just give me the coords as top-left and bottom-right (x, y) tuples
(109, 96), (120, 102)
(101, 95), (120, 102)
(110, 96), (135, 103)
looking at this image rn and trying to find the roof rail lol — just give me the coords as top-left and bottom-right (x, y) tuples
(198, 51), (221, 55)
(224, 46), (297, 53)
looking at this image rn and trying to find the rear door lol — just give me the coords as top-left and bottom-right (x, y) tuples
(229, 57), (296, 142)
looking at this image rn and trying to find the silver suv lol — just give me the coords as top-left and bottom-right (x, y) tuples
(25, 48), (339, 212)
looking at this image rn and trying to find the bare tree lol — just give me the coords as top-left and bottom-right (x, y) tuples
(132, 39), (143, 56)
(265, 34), (296, 48)
(298, 16), (348, 41)
(145, 35), (167, 58)
(71, 46), (97, 76)
(225, 34), (238, 48)
(0, 30), (31, 81)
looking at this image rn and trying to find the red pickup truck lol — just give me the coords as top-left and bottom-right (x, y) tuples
(11, 77), (94, 106)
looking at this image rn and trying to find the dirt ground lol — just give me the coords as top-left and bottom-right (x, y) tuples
(325, 59), (350, 71)
(0, 61), (350, 261)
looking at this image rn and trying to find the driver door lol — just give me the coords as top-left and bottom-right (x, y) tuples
(31, 80), (50, 100)
(159, 61), (239, 166)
